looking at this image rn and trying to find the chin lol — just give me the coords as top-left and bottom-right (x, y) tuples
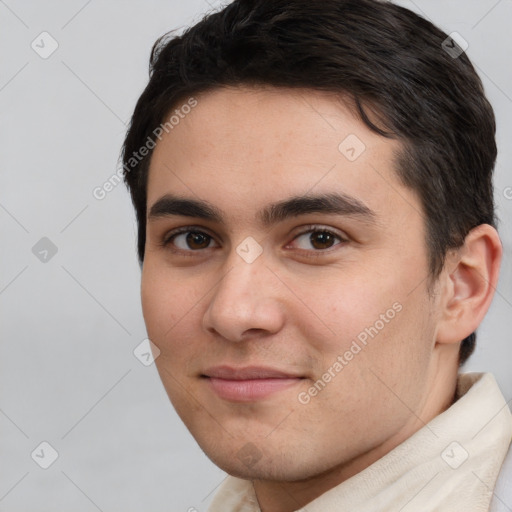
(199, 438), (325, 482)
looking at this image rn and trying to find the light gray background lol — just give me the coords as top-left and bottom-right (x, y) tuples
(1, 1), (511, 511)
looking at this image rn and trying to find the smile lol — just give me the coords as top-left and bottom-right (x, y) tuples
(201, 366), (305, 402)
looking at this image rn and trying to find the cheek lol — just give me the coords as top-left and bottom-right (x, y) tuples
(141, 272), (169, 340)
(141, 264), (200, 349)
(141, 266), (204, 406)
(297, 273), (402, 356)
(302, 266), (434, 384)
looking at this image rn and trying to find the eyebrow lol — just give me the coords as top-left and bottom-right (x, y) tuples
(148, 192), (377, 227)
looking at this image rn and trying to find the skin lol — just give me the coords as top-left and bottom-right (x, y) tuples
(141, 86), (501, 512)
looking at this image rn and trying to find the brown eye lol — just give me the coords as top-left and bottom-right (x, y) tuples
(185, 232), (211, 250)
(291, 227), (346, 251)
(164, 229), (217, 252)
(309, 231), (337, 250)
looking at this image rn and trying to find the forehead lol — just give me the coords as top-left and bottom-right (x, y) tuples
(146, 86), (418, 226)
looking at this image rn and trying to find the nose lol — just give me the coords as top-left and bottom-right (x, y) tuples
(202, 250), (286, 343)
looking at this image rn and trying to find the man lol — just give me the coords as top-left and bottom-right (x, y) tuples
(121, 0), (512, 510)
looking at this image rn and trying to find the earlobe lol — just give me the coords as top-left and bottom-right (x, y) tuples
(436, 224), (502, 345)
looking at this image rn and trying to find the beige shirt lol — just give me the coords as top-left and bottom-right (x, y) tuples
(208, 373), (512, 512)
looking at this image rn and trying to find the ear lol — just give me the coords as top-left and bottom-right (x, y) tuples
(436, 224), (502, 345)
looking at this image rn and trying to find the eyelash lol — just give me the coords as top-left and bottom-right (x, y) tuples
(160, 225), (348, 256)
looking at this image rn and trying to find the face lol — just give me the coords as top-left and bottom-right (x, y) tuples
(142, 86), (445, 482)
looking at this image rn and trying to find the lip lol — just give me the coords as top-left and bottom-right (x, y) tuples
(203, 365), (302, 380)
(202, 365), (304, 402)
